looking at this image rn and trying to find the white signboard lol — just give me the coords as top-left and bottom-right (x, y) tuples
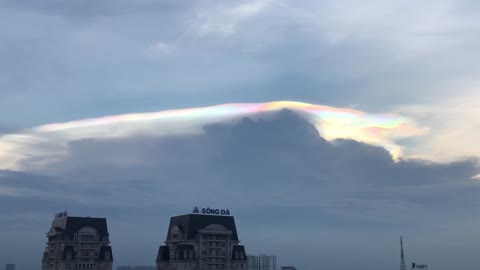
(192, 206), (231, 216)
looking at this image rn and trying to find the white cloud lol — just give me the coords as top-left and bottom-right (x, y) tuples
(192, 0), (273, 36)
(0, 101), (426, 172)
(395, 87), (480, 162)
(145, 41), (176, 56)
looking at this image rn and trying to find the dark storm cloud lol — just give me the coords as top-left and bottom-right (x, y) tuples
(2, 111), (479, 269)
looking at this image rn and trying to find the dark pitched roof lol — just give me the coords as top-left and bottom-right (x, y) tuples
(99, 246), (113, 262)
(166, 214), (239, 241)
(156, 246), (170, 262)
(232, 245), (247, 261)
(61, 217), (109, 237)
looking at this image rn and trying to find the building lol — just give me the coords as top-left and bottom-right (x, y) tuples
(117, 267), (156, 270)
(246, 254), (276, 270)
(280, 267), (297, 270)
(156, 207), (248, 270)
(5, 264), (15, 270)
(41, 211), (113, 270)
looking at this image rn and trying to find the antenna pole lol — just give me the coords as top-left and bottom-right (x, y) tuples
(400, 236), (407, 270)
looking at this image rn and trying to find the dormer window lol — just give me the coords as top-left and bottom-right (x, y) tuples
(170, 225), (183, 240)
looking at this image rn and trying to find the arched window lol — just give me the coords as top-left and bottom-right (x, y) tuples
(78, 227), (99, 242)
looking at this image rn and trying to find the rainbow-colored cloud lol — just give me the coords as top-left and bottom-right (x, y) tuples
(0, 101), (426, 171)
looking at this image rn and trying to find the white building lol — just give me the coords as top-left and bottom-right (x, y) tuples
(156, 208), (248, 270)
(41, 212), (113, 270)
(246, 254), (276, 270)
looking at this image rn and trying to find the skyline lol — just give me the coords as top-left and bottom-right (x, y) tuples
(1, 0), (480, 270)
(1, 110), (479, 270)
(2, 208), (424, 270)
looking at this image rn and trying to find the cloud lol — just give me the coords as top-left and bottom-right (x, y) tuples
(1, 0), (480, 135)
(192, 0), (273, 36)
(394, 88), (480, 162)
(145, 41), (176, 56)
(0, 110), (479, 270)
(0, 125), (15, 135)
(0, 101), (426, 171)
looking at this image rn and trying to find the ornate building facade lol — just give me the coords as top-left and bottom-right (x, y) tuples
(156, 209), (248, 270)
(42, 212), (113, 270)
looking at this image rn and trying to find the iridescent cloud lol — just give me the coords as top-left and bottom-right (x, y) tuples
(0, 101), (427, 171)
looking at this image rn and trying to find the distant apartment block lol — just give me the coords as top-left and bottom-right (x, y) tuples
(117, 267), (156, 270)
(156, 207), (248, 270)
(5, 264), (15, 270)
(246, 254), (276, 270)
(41, 211), (113, 270)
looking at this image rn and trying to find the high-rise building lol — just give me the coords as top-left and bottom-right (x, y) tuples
(246, 254), (276, 270)
(280, 266), (297, 270)
(5, 264), (15, 270)
(156, 207), (248, 270)
(41, 211), (113, 270)
(117, 266), (156, 270)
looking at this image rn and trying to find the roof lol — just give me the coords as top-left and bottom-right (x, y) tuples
(99, 246), (113, 261)
(53, 216), (109, 237)
(156, 246), (170, 262)
(232, 245), (247, 261)
(166, 214), (239, 241)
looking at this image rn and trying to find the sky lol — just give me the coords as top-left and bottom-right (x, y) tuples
(1, 0), (480, 269)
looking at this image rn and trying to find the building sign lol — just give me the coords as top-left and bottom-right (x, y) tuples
(192, 207), (231, 216)
(412, 263), (428, 269)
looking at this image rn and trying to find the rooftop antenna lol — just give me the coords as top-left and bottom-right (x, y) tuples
(400, 236), (407, 270)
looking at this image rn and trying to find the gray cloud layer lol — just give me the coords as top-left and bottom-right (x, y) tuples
(1, 111), (479, 270)
(1, 0), (480, 127)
